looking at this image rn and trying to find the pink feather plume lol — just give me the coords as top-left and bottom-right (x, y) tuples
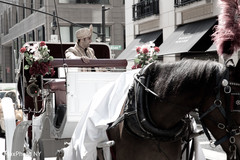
(212, 0), (240, 56)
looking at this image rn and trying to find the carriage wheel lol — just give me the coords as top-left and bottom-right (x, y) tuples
(33, 140), (44, 160)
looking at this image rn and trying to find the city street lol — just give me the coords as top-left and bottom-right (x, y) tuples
(0, 129), (226, 160)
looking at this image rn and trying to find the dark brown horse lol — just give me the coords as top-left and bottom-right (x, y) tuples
(107, 58), (240, 160)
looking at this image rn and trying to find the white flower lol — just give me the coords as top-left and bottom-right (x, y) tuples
(33, 50), (42, 61)
(23, 43), (30, 49)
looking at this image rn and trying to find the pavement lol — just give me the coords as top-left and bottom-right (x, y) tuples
(198, 133), (226, 160)
(0, 137), (55, 160)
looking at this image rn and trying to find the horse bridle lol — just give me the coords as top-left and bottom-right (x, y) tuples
(199, 65), (240, 160)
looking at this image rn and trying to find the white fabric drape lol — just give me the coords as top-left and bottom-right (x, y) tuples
(63, 69), (140, 160)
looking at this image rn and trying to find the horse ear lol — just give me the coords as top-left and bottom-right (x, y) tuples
(225, 58), (235, 67)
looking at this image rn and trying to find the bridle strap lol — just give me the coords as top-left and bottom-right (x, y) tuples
(199, 68), (229, 147)
(133, 73), (159, 98)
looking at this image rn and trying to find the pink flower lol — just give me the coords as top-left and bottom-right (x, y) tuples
(136, 47), (141, 53)
(20, 47), (26, 53)
(142, 48), (149, 54)
(40, 41), (46, 47)
(154, 47), (160, 52)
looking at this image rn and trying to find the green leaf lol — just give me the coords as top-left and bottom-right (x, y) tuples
(134, 58), (140, 64)
(48, 56), (54, 61)
(24, 65), (29, 70)
(152, 55), (158, 60)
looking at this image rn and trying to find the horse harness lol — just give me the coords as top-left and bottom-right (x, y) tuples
(199, 62), (240, 160)
(108, 63), (192, 142)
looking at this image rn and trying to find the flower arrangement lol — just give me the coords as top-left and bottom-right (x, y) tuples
(20, 41), (55, 77)
(132, 44), (160, 69)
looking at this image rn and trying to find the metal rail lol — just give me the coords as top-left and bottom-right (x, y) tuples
(50, 59), (128, 68)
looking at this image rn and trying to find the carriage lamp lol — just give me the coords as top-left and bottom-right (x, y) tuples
(26, 83), (40, 97)
(26, 82), (40, 112)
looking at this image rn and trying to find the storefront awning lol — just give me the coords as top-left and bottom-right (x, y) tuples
(206, 43), (216, 52)
(158, 18), (217, 55)
(117, 30), (162, 60)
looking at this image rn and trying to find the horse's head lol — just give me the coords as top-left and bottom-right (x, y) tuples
(200, 58), (240, 160)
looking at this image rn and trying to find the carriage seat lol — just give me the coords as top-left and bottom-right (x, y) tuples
(48, 80), (66, 106)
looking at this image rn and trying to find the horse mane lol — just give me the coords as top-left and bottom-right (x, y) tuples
(151, 59), (226, 99)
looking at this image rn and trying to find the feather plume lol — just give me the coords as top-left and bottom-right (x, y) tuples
(212, 0), (240, 56)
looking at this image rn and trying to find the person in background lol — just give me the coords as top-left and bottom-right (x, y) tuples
(65, 24), (96, 63)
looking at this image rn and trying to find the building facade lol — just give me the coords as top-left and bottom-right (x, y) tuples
(121, 0), (239, 69)
(0, 0), (125, 82)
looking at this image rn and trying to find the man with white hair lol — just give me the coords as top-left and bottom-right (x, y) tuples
(65, 24), (96, 63)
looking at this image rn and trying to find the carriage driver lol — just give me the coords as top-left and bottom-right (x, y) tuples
(65, 24), (97, 62)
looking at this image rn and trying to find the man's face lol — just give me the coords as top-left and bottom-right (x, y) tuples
(82, 37), (92, 48)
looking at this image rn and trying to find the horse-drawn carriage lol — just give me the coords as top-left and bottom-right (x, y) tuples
(1, 41), (129, 160)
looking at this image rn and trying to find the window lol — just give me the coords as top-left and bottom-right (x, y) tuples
(12, 7), (17, 26)
(8, 8), (11, 28)
(71, 24), (110, 42)
(28, 30), (35, 41)
(0, 15), (3, 34)
(22, 4), (25, 19)
(174, 0), (200, 7)
(19, 35), (26, 47)
(31, 0), (34, 14)
(19, 0), (24, 21)
(40, 0), (44, 8)
(59, 0), (109, 4)
(13, 39), (19, 68)
(15, 7), (18, 23)
(4, 11), (8, 34)
(132, 0), (159, 21)
(60, 27), (71, 42)
(37, 25), (45, 41)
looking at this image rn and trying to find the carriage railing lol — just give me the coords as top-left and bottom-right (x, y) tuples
(46, 58), (128, 107)
(50, 58), (128, 68)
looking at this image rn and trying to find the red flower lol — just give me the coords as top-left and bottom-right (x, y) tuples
(142, 48), (149, 54)
(154, 47), (160, 52)
(40, 41), (46, 47)
(132, 65), (136, 69)
(29, 61), (40, 75)
(40, 62), (50, 76)
(137, 64), (142, 68)
(20, 47), (26, 53)
(136, 47), (141, 53)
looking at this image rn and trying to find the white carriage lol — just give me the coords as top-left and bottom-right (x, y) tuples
(3, 42), (127, 160)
